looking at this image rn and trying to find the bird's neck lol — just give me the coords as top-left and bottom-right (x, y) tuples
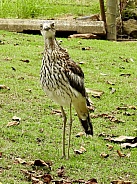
(44, 37), (57, 52)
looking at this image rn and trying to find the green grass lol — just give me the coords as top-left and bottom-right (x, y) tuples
(0, 0), (100, 19)
(0, 30), (137, 184)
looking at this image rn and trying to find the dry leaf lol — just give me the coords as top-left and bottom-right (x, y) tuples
(117, 150), (126, 157)
(80, 146), (86, 152)
(51, 109), (62, 115)
(34, 159), (49, 167)
(0, 152), (2, 158)
(105, 135), (137, 144)
(31, 176), (40, 183)
(126, 152), (131, 158)
(54, 180), (63, 184)
(4, 57), (12, 61)
(74, 149), (83, 154)
(79, 61), (85, 64)
(100, 152), (109, 158)
(11, 66), (16, 71)
(85, 178), (98, 184)
(86, 88), (104, 98)
(42, 174), (52, 184)
(128, 105), (137, 110)
(109, 87), (116, 94)
(57, 166), (65, 177)
(100, 73), (108, 76)
(12, 116), (21, 122)
(121, 142), (137, 148)
(0, 84), (10, 90)
(120, 73), (131, 77)
(106, 81), (115, 85)
(20, 59), (30, 63)
(75, 132), (85, 137)
(6, 121), (20, 127)
(15, 157), (27, 164)
(111, 180), (132, 184)
(26, 89), (32, 92)
(74, 145), (86, 155)
(106, 144), (113, 150)
(82, 47), (91, 50)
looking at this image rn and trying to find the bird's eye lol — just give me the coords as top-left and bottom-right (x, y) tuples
(51, 23), (54, 29)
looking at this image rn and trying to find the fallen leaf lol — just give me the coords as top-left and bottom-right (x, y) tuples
(42, 174), (52, 184)
(0, 40), (5, 45)
(120, 73), (131, 77)
(57, 166), (65, 177)
(0, 85), (10, 90)
(15, 157), (27, 164)
(76, 132), (85, 137)
(111, 180), (132, 184)
(80, 146), (86, 152)
(117, 150), (126, 157)
(121, 142), (137, 148)
(63, 181), (72, 184)
(26, 89), (32, 92)
(6, 121), (20, 127)
(123, 112), (134, 116)
(109, 87), (116, 94)
(126, 152), (131, 158)
(14, 43), (19, 46)
(51, 109), (62, 115)
(82, 47), (91, 50)
(53, 180), (63, 184)
(116, 106), (128, 110)
(100, 152), (109, 158)
(74, 149), (83, 154)
(100, 73), (108, 76)
(18, 77), (25, 80)
(72, 179), (85, 183)
(85, 178), (98, 184)
(0, 152), (2, 158)
(12, 116), (21, 122)
(106, 81), (115, 85)
(86, 88), (104, 98)
(4, 57), (12, 61)
(106, 144), (113, 150)
(128, 105), (137, 110)
(106, 136), (137, 143)
(32, 177), (43, 184)
(34, 159), (49, 167)
(20, 59), (30, 63)
(79, 61), (85, 64)
(11, 66), (16, 71)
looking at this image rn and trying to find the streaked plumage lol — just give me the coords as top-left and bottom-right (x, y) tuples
(40, 22), (93, 158)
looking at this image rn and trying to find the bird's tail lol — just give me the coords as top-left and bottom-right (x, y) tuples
(73, 97), (93, 136)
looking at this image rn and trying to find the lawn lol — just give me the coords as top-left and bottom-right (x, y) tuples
(0, 30), (137, 184)
(0, 0), (100, 19)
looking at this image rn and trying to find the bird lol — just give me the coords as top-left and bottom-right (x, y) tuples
(40, 22), (93, 159)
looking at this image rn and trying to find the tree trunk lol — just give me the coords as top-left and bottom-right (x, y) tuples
(99, 0), (106, 23)
(106, 0), (118, 40)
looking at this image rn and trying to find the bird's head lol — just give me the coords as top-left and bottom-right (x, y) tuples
(40, 22), (56, 39)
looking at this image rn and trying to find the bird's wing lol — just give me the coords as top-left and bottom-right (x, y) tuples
(64, 59), (86, 97)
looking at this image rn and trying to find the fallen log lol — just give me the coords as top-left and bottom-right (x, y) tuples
(68, 33), (100, 39)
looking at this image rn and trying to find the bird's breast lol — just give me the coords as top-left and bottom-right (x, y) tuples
(40, 60), (78, 106)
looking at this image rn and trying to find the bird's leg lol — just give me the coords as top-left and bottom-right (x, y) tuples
(60, 106), (67, 158)
(67, 103), (72, 159)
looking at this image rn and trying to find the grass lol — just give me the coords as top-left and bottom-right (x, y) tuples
(0, 0), (100, 19)
(0, 30), (137, 184)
